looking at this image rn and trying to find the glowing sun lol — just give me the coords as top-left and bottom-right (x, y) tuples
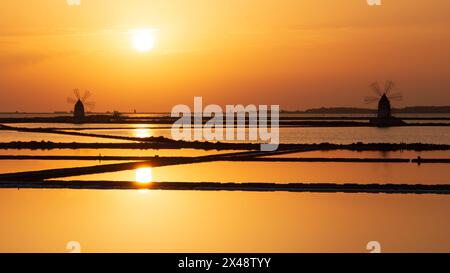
(130, 29), (155, 52)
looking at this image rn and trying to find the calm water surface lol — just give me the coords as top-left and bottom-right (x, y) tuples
(0, 189), (449, 252)
(64, 126), (450, 144)
(59, 161), (450, 184)
(1, 120), (449, 252)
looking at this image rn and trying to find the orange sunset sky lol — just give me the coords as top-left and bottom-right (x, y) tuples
(0, 0), (450, 112)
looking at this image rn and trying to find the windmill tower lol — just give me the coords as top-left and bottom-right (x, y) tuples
(74, 99), (85, 120)
(364, 81), (405, 126)
(67, 89), (95, 122)
(377, 93), (391, 119)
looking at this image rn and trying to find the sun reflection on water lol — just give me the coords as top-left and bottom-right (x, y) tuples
(135, 167), (153, 184)
(134, 128), (152, 138)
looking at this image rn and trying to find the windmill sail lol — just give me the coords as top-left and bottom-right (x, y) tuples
(370, 82), (383, 96)
(384, 80), (395, 95)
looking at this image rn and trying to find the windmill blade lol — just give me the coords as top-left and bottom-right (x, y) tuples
(67, 97), (77, 104)
(82, 90), (91, 102)
(369, 82), (382, 96)
(364, 96), (379, 104)
(84, 102), (96, 107)
(84, 102), (96, 111)
(384, 80), (395, 95)
(388, 92), (403, 101)
(73, 88), (81, 100)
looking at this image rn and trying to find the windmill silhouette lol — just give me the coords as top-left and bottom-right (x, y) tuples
(364, 81), (405, 127)
(67, 89), (95, 122)
(364, 81), (402, 119)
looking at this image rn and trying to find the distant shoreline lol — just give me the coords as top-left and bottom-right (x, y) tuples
(282, 106), (450, 114)
(2, 106), (450, 115)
